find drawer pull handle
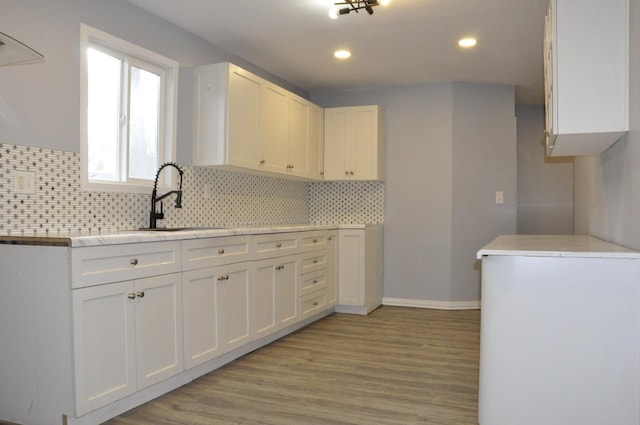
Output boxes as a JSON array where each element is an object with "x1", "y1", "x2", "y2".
[
  {"x1": 313, "y1": 239, "x2": 318, "y2": 243},
  {"x1": 218, "y1": 248, "x2": 225, "y2": 255},
  {"x1": 218, "y1": 275, "x2": 230, "y2": 281},
  {"x1": 276, "y1": 265, "x2": 284, "y2": 270},
  {"x1": 328, "y1": 236, "x2": 333, "y2": 241},
  {"x1": 137, "y1": 291, "x2": 145, "y2": 298},
  {"x1": 313, "y1": 279, "x2": 318, "y2": 284},
  {"x1": 313, "y1": 301, "x2": 318, "y2": 307},
  {"x1": 260, "y1": 159, "x2": 265, "y2": 164},
  {"x1": 130, "y1": 258, "x2": 139, "y2": 266},
  {"x1": 127, "y1": 293, "x2": 136, "y2": 300},
  {"x1": 313, "y1": 259, "x2": 318, "y2": 264},
  {"x1": 276, "y1": 243, "x2": 282, "y2": 248}
]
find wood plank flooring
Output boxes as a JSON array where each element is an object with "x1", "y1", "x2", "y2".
[{"x1": 106, "y1": 306, "x2": 480, "y2": 425}]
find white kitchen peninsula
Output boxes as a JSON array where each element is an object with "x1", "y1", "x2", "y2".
[{"x1": 477, "y1": 235, "x2": 640, "y2": 425}]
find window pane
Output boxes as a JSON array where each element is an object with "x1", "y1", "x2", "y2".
[
  {"x1": 129, "y1": 66, "x2": 160, "y2": 180},
  {"x1": 87, "y1": 48, "x2": 121, "y2": 182}
]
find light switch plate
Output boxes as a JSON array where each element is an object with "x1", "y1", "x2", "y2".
[
  {"x1": 495, "y1": 191, "x2": 504, "y2": 204},
  {"x1": 14, "y1": 170, "x2": 36, "y2": 194}
]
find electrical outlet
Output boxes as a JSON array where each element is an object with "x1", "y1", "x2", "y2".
[
  {"x1": 495, "y1": 191, "x2": 504, "y2": 204},
  {"x1": 14, "y1": 171, "x2": 36, "y2": 194}
]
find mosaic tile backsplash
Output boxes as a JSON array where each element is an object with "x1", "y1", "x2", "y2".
[{"x1": 0, "y1": 143, "x2": 384, "y2": 232}]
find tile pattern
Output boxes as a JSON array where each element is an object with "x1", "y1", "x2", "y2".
[
  {"x1": 0, "y1": 143, "x2": 383, "y2": 232},
  {"x1": 309, "y1": 181, "x2": 384, "y2": 224}
]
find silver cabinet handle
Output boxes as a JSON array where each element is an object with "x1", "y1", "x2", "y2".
[
  {"x1": 313, "y1": 279, "x2": 318, "y2": 284},
  {"x1": 127, "y1": 293, "x2": 136, "y2": 300},
  {"x1": 276, "y1": 243, "x2": 282, "y2": 248},
  {"x1": 313, "y1": 239, "x2": 318, "y2": 243},
  {"x1": 260, "y1": 159, "x2": 265, "y2": 164},
  {"x1": 130, "y1": 258, "x2": 139, "y2": 266},
  {"x1": 136, "y1": 291, "x2": 145, "y2": 298},
  {"x1": 218, "y1": 248, "x2": 225, "y2": 255},
  {"x1": 313, "y1": 301, "x2": 318, "y2": 307},
  {"x1": 313, "y1": 259, "x2": 318, "y2": 264}
]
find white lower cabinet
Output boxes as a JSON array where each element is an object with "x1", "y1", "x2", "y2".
[
  {"x1": 72, "y1": 272, "x2": 183, "y2": 416},
  {"x1": 182, "y1": 267, "x2": 220, "y2": 369},
  {"x1": 336, "y1": 225, "x2": 383, "y2": 315},
  {"x1": 252, "y1": 255, "x2": 299, "y2": 338},
  {"x1": 216, "y1": 263, "x2": 252, "y2": 353},
  {"x1": 0, "y1": 229, "x2": 344, "y2": 425}
]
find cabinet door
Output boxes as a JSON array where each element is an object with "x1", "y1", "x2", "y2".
[
  {"x1": 323, "y1": 108, "x2": 349, "y2": 180},
  {"x1": 274, "y1": 256, "x2": 298, "y2": 328},
  {"x1": 349, "y1": 107, "x2": 379, "y2": 180},
  {"x1": 227, "y1": 65, "x2": 263, "y2": 169},
  {"x1": 252, "y1": 259, "x2": 277, "y2": 339},
  {"x1": 289, "y1": 95, "x2": 310, "y2": 177},
  {"x1": 73, "y1": 281, "x2": 136, "y2": 416},
  {"x1": 308, "y1": 103, "x2": 324, "y2": 180},
  {"x1": 338, "y1": 230, "x2": 364, "y2": 305},
  {"x1": 134, "y1": 273, "x2": 184, "y2": 390},
  {"x1": 183, "y1": 267, "x2": 220, "y2": 369},
  {"x1": 217, "y1": 262, "x2": 252, "y2": 353},
  {"x1": 262, "y1": 81, "x2": 289, "y2": 174}
]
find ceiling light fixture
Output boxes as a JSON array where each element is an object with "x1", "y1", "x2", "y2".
[
  {"x1": 334, "y1": 49, "x2": 352, "y2": 59},
  {"x1": 458, "y1": 37, "x2": 478, "y2": 48},
  {"x1": 331, "y1": 0, "x2": 381, "y2": 17}
]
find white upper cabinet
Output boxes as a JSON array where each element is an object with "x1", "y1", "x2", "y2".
[
  {"x1": 193, "y1": 62, "x2": 323, "y2": 180},
  {"x1": 193, "y1": 63, "x2": 262, "y2": 169},
  {"x1": 544, "y1": 0, "x2": 628, "y2": 157},
  {"x1": 324, "y1": 105, "x2": 384, "y2": 181},
  {"x1": 262, "y1": 81, "x2": 290, "y2": 174}
]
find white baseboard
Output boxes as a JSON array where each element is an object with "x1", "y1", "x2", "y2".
[{"x1": 382, "y1": 297, "x2": 480, "y2": 310}]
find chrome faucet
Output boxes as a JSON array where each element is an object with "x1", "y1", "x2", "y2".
[{"x1": 149, "y1": 162, "x2": 184, "y2": 229}]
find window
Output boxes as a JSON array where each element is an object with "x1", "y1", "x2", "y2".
[{"x1": 80, "y1": 24, "x2": 178, "y2": 193}]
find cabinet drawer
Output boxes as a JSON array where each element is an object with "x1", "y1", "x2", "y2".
[
  {"x1": 300, "y1": 231, "x2": 327, "y2": 252},
  {"x1": 182, "y1": 236, "x2": 251, "y2": 270},
  {"x1": 300, "y1": 251, "x2": 327, "y2": 274},
  {"x1": 300, "y1": 290, "x2": 328, "y2": 320},
  {"x1": 71, "y1": 241, "x2": 181, "y2": 288},
  {"x1": 299, "y1": 270, "x2": 327, "y2": 297},
  {"x1": 253, "y1": 233, "x2": 300, "y2": 260}
]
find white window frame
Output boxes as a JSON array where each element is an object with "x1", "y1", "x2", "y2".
[{"x1": 80, "y1": 23, "x2": 179, "y2": 193}]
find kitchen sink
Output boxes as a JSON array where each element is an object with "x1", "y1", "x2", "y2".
[{"x1": 137, "y1": 227, "x2": 224, "y2": 232}]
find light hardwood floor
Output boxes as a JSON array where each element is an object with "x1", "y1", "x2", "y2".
[{"x1": 106, "y1": 306, "x2": 480, "y2": 425}]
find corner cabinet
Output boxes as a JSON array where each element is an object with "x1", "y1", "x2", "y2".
[
  {"x1": 544, "y1": 0, "x2": 628, "y2": 157},
  {"x1": 193, "y1": 62, "x2": 324, "y2": 180},
  {"x1": 324, "y1": 105, "x2": 385, "y2": 181}
]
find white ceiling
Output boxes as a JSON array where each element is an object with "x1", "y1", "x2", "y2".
[{"x1": 124, "y1": 0, "x2": 548, "y2": 105}]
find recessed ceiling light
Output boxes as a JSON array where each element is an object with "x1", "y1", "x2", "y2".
[
  {"x1": 328, "y1": 7, "x2": 339, "y2": 19},
  {"x1": 380, "y1": 0, "x2": 391, "y2": 5},
  {"x1": 458, "y1": 37, "x2": 477, "y2": 48},
  {"x1": 334, "y1": 49, "x2": 351, "y2": 59}
]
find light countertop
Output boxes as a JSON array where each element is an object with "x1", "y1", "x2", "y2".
[
  {"x1": 0, "y1": 224, "x2": 375, "y2": 247},
  {"x1": 477, "y1": 234, "x2": 640, "y2": 260}
]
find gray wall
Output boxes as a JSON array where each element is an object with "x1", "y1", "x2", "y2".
[
  {"x1": 450, "y1": 84, "x2": 517, "y2": 302},
  {"x1": 573, "y1": 0, "x2": 640, "y2": 248},
  {"x1": 516, "y1": 106, "x2": 574, "y2": 234},
  {"x1": 313, "y1": 83, "x2": 517, "y2": 304}
]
